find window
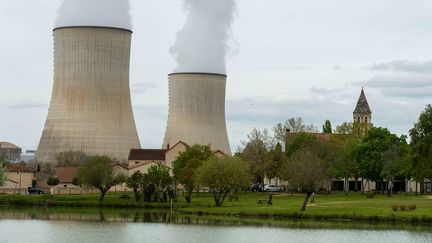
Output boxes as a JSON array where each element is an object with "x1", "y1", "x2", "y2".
[
  {"x1": 357, "y1": 117, "x2": 361, "y2": 123},
  {"x1": 365, "y1": 117, "x2": 368, "y2": 123}
]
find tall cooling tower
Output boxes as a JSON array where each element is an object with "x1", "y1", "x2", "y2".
[
  {"x1": 36, "y1": 26, "x2": 141, "y2": 163},
  {"x1": 163, "y1": 72, "x2": 231, "y2": 155}
]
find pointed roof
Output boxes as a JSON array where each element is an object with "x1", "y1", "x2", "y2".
[{"x1": 353, "y1": 88, "x2": 372, "y2": 114}]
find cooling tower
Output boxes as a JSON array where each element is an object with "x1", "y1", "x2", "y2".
[
  {"x1": 163, "y1": 72, "x2": 231, "y2": 155},
  {"x1": 36, "y1": 26, "x2": 141, "y2": 163}
]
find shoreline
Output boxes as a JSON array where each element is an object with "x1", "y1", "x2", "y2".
[{"x1": 1, "y1": 192, "x2": 432, "y2": 226}]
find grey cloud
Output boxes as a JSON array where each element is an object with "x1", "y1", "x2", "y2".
[
  {"x1": 10, "y1": 101, "x2": 47, "y2": 109},
  {"x1": 131, "y1": 82, "x2": 158, "y2": 94},
  {"x1": 371, "y1": 60, "x2": 432, "y2": 74},
  {"x1": 359, "y1": 75, "x2": 432, "y2": 99},
  {"x1": 226, "y1": 96, "x2": 353, "y2": 127}
]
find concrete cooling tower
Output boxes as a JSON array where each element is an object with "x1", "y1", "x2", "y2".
[
  {"x1": 36, "y1": 26, "x2": 141, "y2": 163},
  {"x1": 163, "y1": 72, "x2": 231, "y2": 155}
]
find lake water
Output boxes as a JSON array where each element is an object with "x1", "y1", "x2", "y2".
[{"x1": 0, "y1": 207, "x2": 431, "y2": 243}]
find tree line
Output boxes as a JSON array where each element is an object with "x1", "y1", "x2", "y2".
[{"x1": 238, "y1": 105, "x2": 432, "y2": 210}]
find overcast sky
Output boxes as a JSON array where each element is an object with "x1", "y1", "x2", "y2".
[{"x1": 0, "y1": 0, "x2": 431, "y2": 151}]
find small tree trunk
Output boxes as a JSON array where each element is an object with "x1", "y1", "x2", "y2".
[
  {"x1": 354, "y1": 177, "x2": 359, "y2": 192},
  {"x1": 134, "y1": 188, "x2": 139, "y2": 202},
  {"x1": 421, "y1": 180, "x2": 425, "y2": 194},
  {"x1": 99, "y1": 190, "x2": 107, "y2": 202},
  {"x1": 185, "y1": 187, "x2": 193, "y2": 203},
  {"x1": 344, "y1": 177, "x2": 348, "y2": 195},
  {"x1": 300, "y1": 192, "x2": 312, "y2": 211}
]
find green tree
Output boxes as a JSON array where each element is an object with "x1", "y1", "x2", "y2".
[
  {"x1": 173, "y1": 145, "x2": 213, "y2": 203},
  {"x1": 282, "y1": 136, "x2": 331, "y2": 211},
  {"x1": 409, "y1": 104, "x2": 432, "y2": 193},
  {"x1": 381, "y1": 139, "x2": 410, "y2": 196},
  {"x1": 77, "y1": 156, "x2": 126, "y2": 202},
  {"x1": 195, "y1": 157, "x2": 250, "y2": 207},
  {"x1": 265, "y1": 142, "x2": 285, "y2": 184},
  {"x1": 322, "y1": 120, "x2": 332, "y2": 134},
  {"x1": 47, "y1": 177, "x2": 60, "y2": 187},
  {"x1": 0, "y1": 163, "x2": 6, "y2": 187},
  {"x1": 273, "y1": 117, "x2": 318, "y2": 146},
  {"x1": 335, "y1": 122, "x2": 353, "y2": 135},
  {"x1": 56, "y1": 151, "x2": 87, "y2": 167},
  {"x1": 126, "y1": 171, "x2": 143, "y2": 202},
  {"x1": 240, "y1": 128, "x2": 273, "y2": 183},
  {"x1": 147, "y1": 164, "x2": 174, "y2": 202},
  {"x1": 356, "y1": 127, "x2": 401, "y2": 193},
  {"x1": 72, "y1": 177, "x2": 81, "y2": 187}
]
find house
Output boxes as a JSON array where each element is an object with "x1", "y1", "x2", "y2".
[
  {"x1": 128, "y1": 141, "x2": 228, "y2": 175},
  {"x1": 54, "y1": 167, "x2": 79, "y2": 188},
  {"x1": 5, "y1": 162, "x2": 35, "y2": 190}
]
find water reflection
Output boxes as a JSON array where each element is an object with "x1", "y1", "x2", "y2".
[{"x1": 0, "y1": 206, "x2": 431, "y2": 232}]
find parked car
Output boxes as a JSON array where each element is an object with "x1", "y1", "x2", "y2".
[
  {"x1": 264, "y1": 184, "x2": 284, "y2": 192},
  {"x1": 27, "y1": 187, "x2": 44, "y2": 194},
  {"x1": 250, "y1": 183, "x2": 264, "y2": 192}
]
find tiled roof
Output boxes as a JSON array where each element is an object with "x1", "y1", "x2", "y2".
[
  {"x1": 6, "y1": 162, "x2": 35, "y2": 173},
  {"x1": 128, "y1": 149, "x2": 167, "y2": 161},
  {"x1": 166, "y1": 141, "x2": 190, "y2": 151},
  {"x1": 128, "y1": 161, "x2": 160, "y2": 170},
  {"x1": 353, "y1": 88, "x2": 372, "y2": 114},
  {"x1": 55, "y1": 167, "x2": 79, "y2": 183}
]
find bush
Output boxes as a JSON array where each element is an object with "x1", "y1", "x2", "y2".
[
  {"x1": 408, "y1": 205, "x2": 417, "y2": 211},
  {"x1": 399, "y1": 205, "x2": 407, "y2": 211},
  {"x1": 391, "y1": 205, "x2": 399, "y2": 212}
]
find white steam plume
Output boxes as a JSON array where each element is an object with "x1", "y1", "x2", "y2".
[
  {"x1": 170, "y1": 0, "x2": 237, "y2": 75},
  {"x1": 55, "y1": 0, "x2": 132, "y2": 30}
]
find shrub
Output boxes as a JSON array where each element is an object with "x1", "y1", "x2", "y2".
[
  {"x1": 391, "y1": 205, "x2": 399, "y2": 212},
  {"x1": 399, "y1": 205, "x2": 407, "y2": 211},
  {"x1": 408, "y1": 205, "x2": 416, "y2": 211}
]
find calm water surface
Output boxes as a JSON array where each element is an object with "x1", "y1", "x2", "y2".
[{"x1": 0, "y1": 207, "x2": 431, "y2": 243}]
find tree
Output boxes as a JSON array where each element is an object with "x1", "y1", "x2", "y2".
[
  {"x1": 328, "y1": 134, "x2": 361, "y2": 193},
  {"x1": 0, "y1": 163, "x2": 6, "y2": 187},
  {"x1": 72, "y1": 177, "x2": 81, "y2": 187},
  {"x1": 335, "y1": 122, "x2": 353, "y2": 135},
  {"x1": 409, "y1": 105, "x2": 432, "y2": 193},
  {"x1": 173, "y1": 145, "x2": 213, "y2": 203},
  {"x1": 381, "y1": 140, "x2": 409, "y2": 197},
  {"x1": 56, "y1": 151, "x2": 87, "y2": 167},
  {"x1": 273, "y1": 117, "x2": 318, "y2": 146},
  {"x1": 47, "y1": 177, "x2": 60, "y2": 187},
  {"x1": 322, "y1": 120, "x2": 332, "y2": 134},
  {"x1": 240, "y1": 128, "x2": 273, "y2": 183},
  {"x1": 195, "y1": 157, "x2": 250, "y2": 207},
  {"x1": 77, "y1": 156, "x2": 126, "y2": 202},
  {"x1": 126, "y1": 171, "x2": 143, "y2": 202},
  {"x1": 265, "y1": 142, "x2": 285, "y2": 184},
  {"x1": 356, "y1": 127, "x2": 402, "y2": 193},
  {"x1": 147, "y1": 164, "x2": 174, "y2": 202},
  {"x1": 282, "y1": 137, "x2": 330, "y2": 211}
]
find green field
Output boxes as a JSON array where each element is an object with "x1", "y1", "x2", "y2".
[{"x1": 1, "y1": 192, "x2": 431, "y2": 224}]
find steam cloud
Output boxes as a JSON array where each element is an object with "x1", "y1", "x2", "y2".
[
  {"x1": 170, "y1": 0, "x2": 237, "y2": 74},
  {"x1": 55, "y1": 0, "x2": 132, "y2": 30}
]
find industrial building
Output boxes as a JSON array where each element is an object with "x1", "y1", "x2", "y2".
[
  {"x1": 36, "y1": 26, "x2": 141, "y2": 163},
  {"x1": 0, "y1": 142, "x2": 22, "y2": 162},
  {"x1": 163, "y1": 73, "x2": 232, "y2": 155}
]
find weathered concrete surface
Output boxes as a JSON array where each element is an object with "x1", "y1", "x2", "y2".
[
  {"x1": 36, "y1": 27, "x2": 141, "y2": 163},
  {"x1": 163, "y1": 73, "x2": 231, "y2": 155}
]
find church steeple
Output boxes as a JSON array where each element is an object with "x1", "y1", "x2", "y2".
[{"x1": 353, "y1": 87, "x2": 372, "y2": 124}]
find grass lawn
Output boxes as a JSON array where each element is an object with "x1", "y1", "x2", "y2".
[{"x1": 1, "y1": 192, "x2": 431, "y2": 224}]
